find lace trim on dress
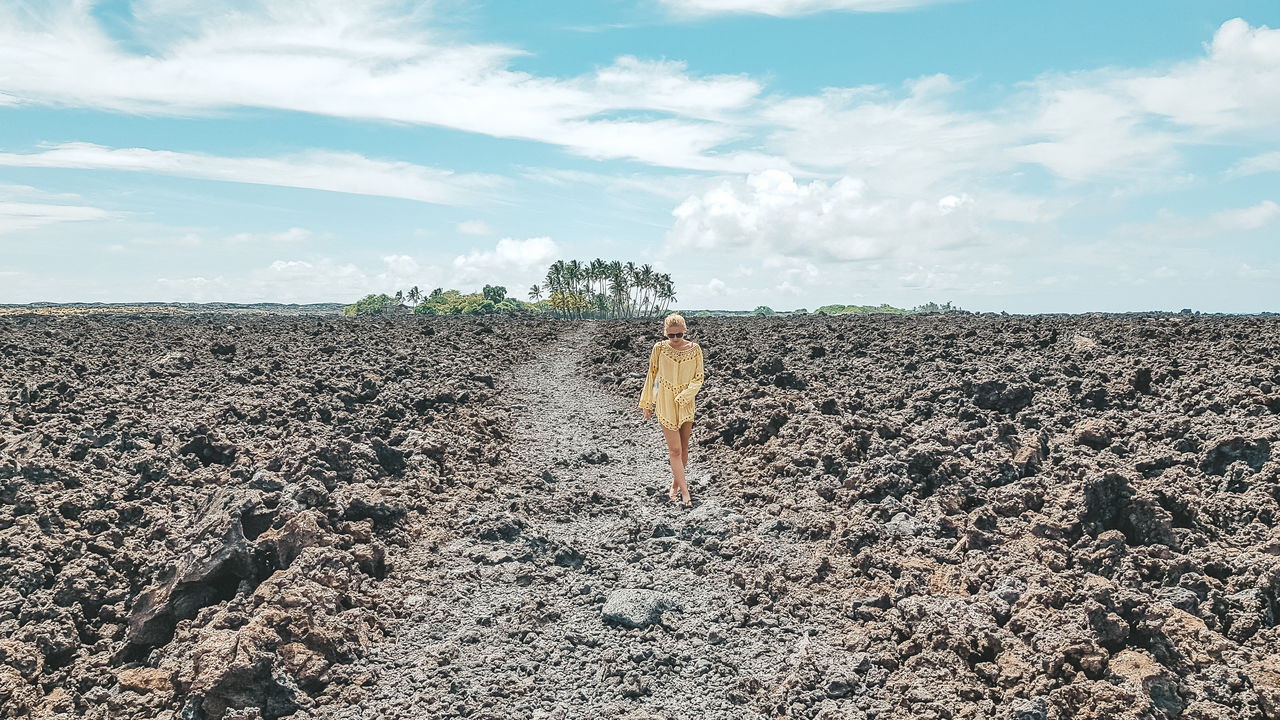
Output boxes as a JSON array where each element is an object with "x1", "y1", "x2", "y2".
[
  {"x1": 657, "y1": 342, "x2": 700, "y2": 362},
  {"x1": 655, "y1": 405, "x2": 696, "y2": 430}
]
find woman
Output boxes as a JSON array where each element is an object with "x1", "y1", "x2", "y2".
[{"x1": 638, "y1": 313, "x2": 705, "y2": 508}]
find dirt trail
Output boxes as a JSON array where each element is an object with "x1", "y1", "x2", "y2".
[{"x1": 314, "y1": 328, "x2": 806, "y2": 719}]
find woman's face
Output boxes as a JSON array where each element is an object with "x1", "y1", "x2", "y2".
[{"x1": 664, "y1": 323, "x2": 686, "y2": 339}]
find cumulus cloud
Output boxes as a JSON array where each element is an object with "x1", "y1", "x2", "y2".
[
  {"x1": 1009, "y1": 19, "x2": 1280, "y2": 181},
  {"x1": 667, "y1": 170, "x2": 984, "y2": 263},
  {"x1": 0, "y1": 144, "x2": 497, "y2": 205},
  {"x1": 1127, "y1": 19, "x2": 1280, "y2": 133},
  {"x1": 657, "y1": 0, "x2": 959, "y2": 17},
  {"x1": 452, "y1": 237, "x2": 560, "y2": 287}
]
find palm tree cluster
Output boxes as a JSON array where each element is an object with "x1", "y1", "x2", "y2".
[{"x1": 529, "y1": 259, "x2": 676, "y2": 318}]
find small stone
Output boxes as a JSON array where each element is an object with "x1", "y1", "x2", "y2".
[
  {"x1": 602, "y1": 589, "x2": 670, "y2": 629},
  {"x1": 115, "y1": 667, "x2": 174, "y2": 695},
  {"x1": 885, "y1": 512, "x2": 921, "y2": 537}
]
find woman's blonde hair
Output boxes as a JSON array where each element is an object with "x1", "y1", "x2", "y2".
[{"x1": 663, "y1": 312, "x2": 686, "y2": 330}]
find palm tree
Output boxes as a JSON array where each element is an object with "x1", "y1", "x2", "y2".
[
  {"x1": 656, "y1": 274, "x2": 675, "y2": 315},
  {"x1": 566, "y1": 260, "x2": 584, "y2": 318},
  {"x1": 528, "y1": 284, "x2": 542, "y2": 303},
  {"x1": 608, "y1": 260, "x2": 626, "y2": 318},
  {"x1": 637, "y1": 264, "x2": 655, "y2": 316},
  {"x1": 407, "y1": 286, "x2": 422, "y2": 305},
  {"x1": 623, "y1": 261, "x2": 638, "y2": 316}
]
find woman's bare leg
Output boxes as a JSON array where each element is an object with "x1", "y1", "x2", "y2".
[
  {"x1": 662, "y1": 425, "x2": 690, "y2": 503},
  {"x1": 679, "y1": 421, "x2": 692, "y2": 470}
]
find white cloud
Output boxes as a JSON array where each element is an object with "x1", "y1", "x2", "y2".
[
  {"x1": 762, "y1": 76, "x2": 1013, "y2": 193},
  {"x1": 227, "y1": 227, "x2": 312, "y2": 244},
  {"x1": 1116, "y1": 201, "x2": 1280, "y2": 241},
  {"x1": 1009, "y1": 85, "x2": 1180, "y2": 181},
  {"x1": 0, "y1": 143, "x2": 497, "y2": 205},
  {"x1": 452, "y1": 237, "x2": 560, "y2": 287},
  {"x1": 457, "y1": 220, "x2": 492, "y2": 236},
  {"x1": 658, "y1": 0, "x2": 959, "y2": 17},
  {"x1": 1009, "y1": 19, "x2": 1280, "y2": 181},
  {"x1": 1127, "y1": 19, "x2": 1280, "y2": 133},
  {"x1": 706, "y1": 277, "x2": 729, "y2": 296},
  {"x1": 131, "y1": 232, "x2": 203, "y2": 247},
  {"x1": 0, "y1": 185, "x2": 114, "y2": 235},
  {"x1": 1229, "y1": 151, "x2": 1280, "y2": 177},
  {"x1": 155, "y1": 254, "x2": 443, "y2": 303},
  {"x1": 667, "y1": 169, "x2": 985, "y2": 263},
  {"x1": 1212, "y1": 200, "x2": 1280, "y2": 231},
  {"x1": 0, "y1": 1, "x2": 774, "y2": 170}
]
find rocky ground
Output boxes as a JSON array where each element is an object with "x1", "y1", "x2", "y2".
[
  {"x1": 0, "y1": 314, "x2": 532, "y2": 719},
  {"x1": 2, "y1": 312, "x2": 1278, "y2": 720}
]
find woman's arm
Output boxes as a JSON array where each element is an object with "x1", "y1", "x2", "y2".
[
  {"x1": 638, "y1": 343, "x2": 660, "y2": 409},
  {"x1": 675, "y1": 345, "x2": 704, "y2": 406}
]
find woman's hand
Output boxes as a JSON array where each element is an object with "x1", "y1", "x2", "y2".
[{"x1": 642, "y1": 407, "x2": 652, "y2": 420}]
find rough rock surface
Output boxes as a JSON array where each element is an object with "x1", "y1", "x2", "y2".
[
  {"x1": 1, "y1": 314, "x2": 531, "y2": 719},
  {"x1": 4, "y1": 311, "x2": 1279, "y2": 719},
  {"x1": 582, "y1": 313, "x2": 1280, "y2": 719},
  {"x1": 603, "y1": 590, "x2": 673, "y2": 629}
]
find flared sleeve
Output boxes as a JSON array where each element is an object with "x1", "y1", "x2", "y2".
[
  {"x1": 638, "y1": 343, "x2": 660, "y2": 409},
  {"x1": 674, "y1": 345, "x2": 704, "y2": 406}
]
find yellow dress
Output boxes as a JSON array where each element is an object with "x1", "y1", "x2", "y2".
[{"x1": 637, "y1": 340, "x2": 705, "y2": 430}]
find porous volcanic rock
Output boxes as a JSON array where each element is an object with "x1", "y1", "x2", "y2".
[
  {"x1": 586, "y1": 312, "x2": 1280, "y2": 719},
  {"x1": 0, "y1": 313, "x2": 534, "y2": 719}
]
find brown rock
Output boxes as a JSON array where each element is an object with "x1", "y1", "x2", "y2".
[
  {"x1": 256, "y1": 509, "x2": 328, "y2": 569},
  {"x1": 115, "y1": 667, "x2": 174, "y2": 695},
  {"x1": 1248, "y1": 656, "x2": 1280, "y2": 720}
]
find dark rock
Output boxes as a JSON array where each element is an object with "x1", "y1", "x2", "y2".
[
  {"x1": 371, "y1": 438, "x2": 407, "y2": 474},
  {"x1": 580, "y1": 450, "x2": 610, "y2": 464},
  {"x1": 1201, "y1": 437, "x2": 1270, "y2": 476},
  {"x1": 178, "y1": 435, "x2": 237, "y2": 467},
  {"x1": 971, "y1": 379, "x2": 1034, "y2": 414},
  {"x1": 127, "y1": 489, "x2": 262, "y2": 645}
]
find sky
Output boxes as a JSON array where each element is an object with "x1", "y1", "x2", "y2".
[{"x1": 0, "y1": 0, "x2": 1278, "y2": 313}]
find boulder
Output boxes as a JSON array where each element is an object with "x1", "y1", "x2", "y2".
[{"x1": 127, "y1": 489, "x2": 262, "y2": 645}]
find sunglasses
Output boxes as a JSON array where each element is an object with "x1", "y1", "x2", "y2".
[{"x1": 665, "y1": 332, "x2": 685, "y2": 338}]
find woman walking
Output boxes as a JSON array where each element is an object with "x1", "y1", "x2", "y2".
[{"x1": 638, "y1": 313, "x2": 705, "y2": 508}]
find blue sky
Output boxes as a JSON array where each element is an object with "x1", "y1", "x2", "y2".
[{"x1": 0, "y1": 0, "x2": 1277, "y2": 312}]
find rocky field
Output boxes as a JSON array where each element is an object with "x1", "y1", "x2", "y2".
[
  {"x1": 0, "y1": 314, "x2": 533, "y2": 719},
  {"x1": 2, "y1": 312, "x2": 1278, "y2": 720}
]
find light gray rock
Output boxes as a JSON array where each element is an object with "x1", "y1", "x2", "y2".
[
  {"x1": 885, "y1": 512, "x2": 921, "y2": 537},
  {"x1": 602, "y1": 589, "x2": 671, "y2": 629}
]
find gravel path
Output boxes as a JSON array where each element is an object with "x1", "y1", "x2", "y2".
[{"x1": 312, "y1": 328, "x2": 817, "y2": 719}]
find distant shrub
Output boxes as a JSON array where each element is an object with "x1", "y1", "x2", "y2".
[
  {"x1": 814, "y1": 303, "x2": 910, "y2": 315},
  {"x1": 753, "y1": 305, "x2": 775, "y2": 316},
  {"x1": 343, "y1": 294, "x2": 400, "y2": 316},
  {"x1": 412, "y1": 289, "x2": 537, "y2": 316},
  {"x1": 912, "y1": 301, "x2": 966, "y2": 314}
]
